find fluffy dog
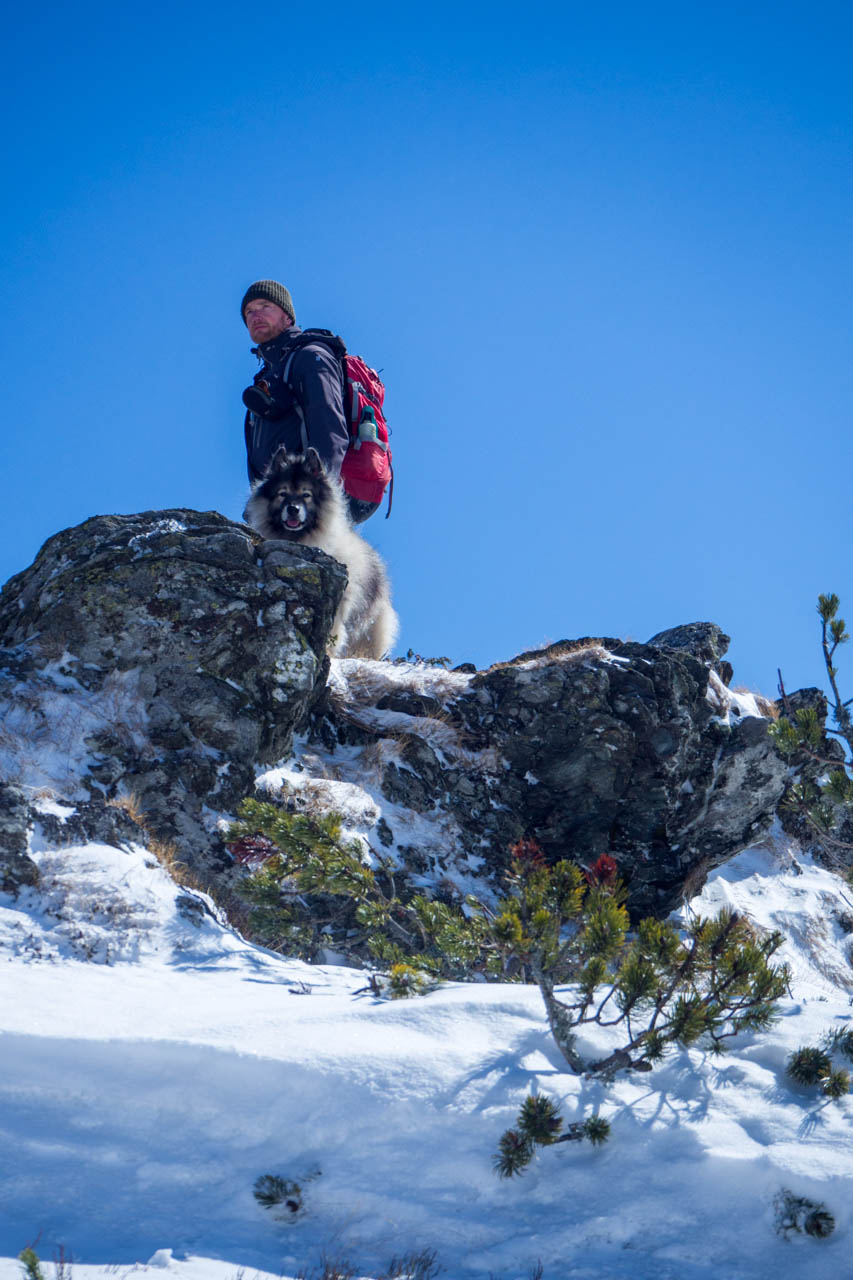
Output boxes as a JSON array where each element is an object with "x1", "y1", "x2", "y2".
[{"x1": 243, "y1": 447, "x2": 399, "y2": 659}]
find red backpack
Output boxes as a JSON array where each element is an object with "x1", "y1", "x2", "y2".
[{"x1": 281, "y1": 330, "x2": 393, "y2": 515}]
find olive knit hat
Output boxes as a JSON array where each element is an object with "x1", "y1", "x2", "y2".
[{"x1": 240, "y1": 280, "x2": 295, "y2": 324}]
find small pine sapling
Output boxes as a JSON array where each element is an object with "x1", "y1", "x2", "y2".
[
  {"x1": 786, "y1": 1046, "x2": 832, "y2": 1086},
  {"x1": 823, "y1": 1025, "x2": 853, "y2": 1059},
  {"x1": 386, "y1": 961, "x2": 435, "y2": 998},
  {"x1": 494, "y1": 1093, "x2": 610, "y2": 1177},
  {"x1": 479, "y1": 842, "x2": 789, "y2": 1078},
  {"x1": 787, "y1": 1032, "x2": 852, "y2": 1101},
  {"x1": 821, "y1": 1067, "x2": 850, "y2": 1100},
  {"x1": 774, "y1": 1188, "x2": 836, "y2": 1240},
  {"x1": 253, "y1": 1173, "x2": 302, "y2": 1214},
  {"x1": 18, "y1": 1250, "x2": 45, "y2": 1280}
]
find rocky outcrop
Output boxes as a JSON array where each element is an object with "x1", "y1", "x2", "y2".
[
  {"x1": 0, "y1": 510, "x2": 345, "y2": 878},
  {"x1": 321, "y1": 626, "x2": 790, "y2": 917},
  {"x1": 0, "y1": 783, "x2": 39, "y2": 892},
  {"x1": 0, "y1": 511, "x2": 801, "y2": 918}
]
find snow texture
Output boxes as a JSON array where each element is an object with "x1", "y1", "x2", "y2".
[{"x1": 2, "y1": 660, "x2": 853, "y2": 1279}]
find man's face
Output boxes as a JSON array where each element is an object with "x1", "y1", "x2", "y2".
[{"x1": 244, "y1": 298, "x2": 292, "y2": 342}]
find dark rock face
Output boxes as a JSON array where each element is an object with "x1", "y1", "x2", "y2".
[
  {"x1": 0, "y1": 783, "x2": 39, "y2": 892},
  {"x1": 0, "y1": 511, "x2": 797, "y2": 919},
  {"x1": 323, "y1": 630, "x2": 790, "y2": 918},
  {"x1": 647, "y1": 621, "x2": 734, "y2": 685},
  {"x1": 0, "y1": 510, "x2": 345, "y2": 875}
]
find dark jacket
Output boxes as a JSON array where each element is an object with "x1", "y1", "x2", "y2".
[{"x1": 244, "y1": 326, "x2": 349, "y2": 483}]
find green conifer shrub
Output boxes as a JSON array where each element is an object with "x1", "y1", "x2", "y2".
[
  {"x1": 479, "y1": 844, "x2": 788, "y2": 1078},
  {"x1": 493, "y1": 1094, "x2": 611, "y2": 1178},
  {"x1": 787, "y1": 1033, "x2": 852, "y2": 1100},
  {"x1": 774, "y1": 1189, "x2": 835, "y2": 1240},
  {"x1": 229, "y1": 812, "x2": 789, "y2": 1080},
  {"x1": 824, "y1": 1025, "x2": 853, "y2": 1059},
  {"x1": 18, "y1": 1250, "x2": 45, "y2": 1280},
  {"x1": 770, "y1": 593, "x2": 853, "y2": 855},
  {"x1": 786, "y1": 1046, "x2": 832, "y2": 1085},
  {"x1": 821, "y1": 1067, "x2": 850, "y2": 1100},
  {"x1": 253, "y1": 1173, "x2": 303, "y2": 1213},
  {"x1": 228, "y1": 800, "x2": 487, "y2": 975}
]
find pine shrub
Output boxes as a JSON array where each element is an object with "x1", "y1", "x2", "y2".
[
  {"x1": 517, "y1": 1094, "x2": 563, "y2": 1145},
  {"x1": 230, "y1": 806, "x2": 789, "y2": 1082},
  {"x1": 253, "y1": 1173, "x2": 302, "y2": 1213},
  {"x1": 18, "y1": 1250, "x2": 45, "y2": 1280},
  {"x1": 824, "y1": 1026, "x2": 853, "y2": 1059},
  {"x1": 493, "y1": 1127, "x2": 536, "y2": 1178},
  {"x1": 228, "y1": 800, "x2": 486, "y2": 977},
  {"x1": 787, "y1": 1034, "x2": 851, "y2": 1101},
  {"x1": 770, "y1": 593, "x2": 853, "y2": 855},
  {"x1": 482, "y1": 841, "x2": 788, "y2": 1078},
  {"x1": 387, "y1": 962, "x2": 435, "y2": 999},
  {"x1": 494, "y1": 1094, "x2": 609, "y2": 1177},
  {"x1": 582, "y1": 1115, "x2": 611, "y2": 1145},
  {"x1": 774, "y1": 1189, "x2": 835, "y2": 1240},
  {"x1": 821, "y1": 1067, "x2": 850, "y2": 1100},
  {"x1": 787, "y1": 1046, "x2": 831, "y2": 1085}
]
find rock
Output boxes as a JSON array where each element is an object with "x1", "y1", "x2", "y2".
[
  {"x1": 0, "y1": 509, "x2": 802, "y2": 921},
  {"x1": 647, "y1": 621, "x2": 733, "y2": 685},
  {"x1": 0, "y1": 510, "x2": 346, "y2": 878},
  {"x1": 319, "y1": 636, "x2": 791, "y2": 918},
  {"x1": 33, "y1": 794, "x2": 144, "y2": 850},
  {"x1": 0, "y1": 783, "x2": 39, "y2": 892}
]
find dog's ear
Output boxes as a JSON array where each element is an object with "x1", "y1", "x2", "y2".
[
  {"x1": 265, "y1": 446, "x2": 290, "y2": 478},
  {"x1": 304, "y1": 448, "x2": 324, "y2": 477}
]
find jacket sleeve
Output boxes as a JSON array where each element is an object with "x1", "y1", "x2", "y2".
[{"x1": 290, "y1": 345, "x2": 349, "y2": 478}]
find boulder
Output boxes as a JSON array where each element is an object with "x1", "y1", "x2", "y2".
[
  {"x1": 0, "y1": 510, "x2": 345, "y2": 875},
  {"x1": 323, "y1": 630, "x2": 790, "y2": 917},
  {"x1": 0, "y1": 510, "x2": 801, "y2": 918}
]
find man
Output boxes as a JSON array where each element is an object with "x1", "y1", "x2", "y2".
[{"x1": 240, "y1": 279, "x2": 350, "y2": 488}]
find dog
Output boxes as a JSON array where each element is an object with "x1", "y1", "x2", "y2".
[{"x1": 243, "y1": 447, "x2": 399, "y2": 660}]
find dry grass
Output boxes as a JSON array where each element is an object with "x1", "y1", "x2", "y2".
[
  {"x1": 107, "y1": 792, "x2": 204, "y2": 892},
  {"x1": 107, "y1": 791, "x2": 146, "y2": 826},
  {"x1": 732, "y1": 685, "x2": 780, "y2": 720},
  {"x1": 333, "y1": 658, "x2": 472, "y2": 708},
  {"x1": 680, "y1": 856, "x2": 714, "y2": 904},
  {"x1": 485, "y1": 638, "x2": 610, "y2": 674}
]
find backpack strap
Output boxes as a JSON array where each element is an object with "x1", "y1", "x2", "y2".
[
  {"x1": 280, "y1": 331, "x2": 348, "y2": 453},
  {"x1": 280, "y1": 348, "x2": 309, "y2": 451}
]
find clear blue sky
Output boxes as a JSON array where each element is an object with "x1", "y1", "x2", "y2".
[{"x1": 2, "y1": 1, "x2": 851, "y2": 698}]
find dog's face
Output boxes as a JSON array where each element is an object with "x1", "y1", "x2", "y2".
[{"x1": 250, "y1": 448, "x2": 327, "y2": 540}]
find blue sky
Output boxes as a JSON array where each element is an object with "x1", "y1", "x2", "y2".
[{"x1": 1, "y1": 1, "x2": 851, "y2": 698}]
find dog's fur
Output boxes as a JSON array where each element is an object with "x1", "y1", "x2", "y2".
[{"x1": 243, "y1": 447, "x2": 399, "y2": 659}]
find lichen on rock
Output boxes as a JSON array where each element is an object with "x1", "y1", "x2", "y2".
[{"x1": 0, "y1": 510, "x2": 346, "y2": 880}]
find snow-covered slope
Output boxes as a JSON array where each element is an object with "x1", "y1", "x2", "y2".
[{"x1": 3, "y1": 788, "x2": 853, "y2": 1280}]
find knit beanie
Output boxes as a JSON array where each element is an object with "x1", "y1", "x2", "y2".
[{"x1": 240, "y1": 280, "x2": 296, "y2": 324}]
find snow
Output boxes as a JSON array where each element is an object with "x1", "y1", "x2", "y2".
[
  {"x1": 3, "y1": 657, "x2": 853, "y2": 1278},
  {"x1": 0, "y1": 662, "x2": 149, "y2": 798},
  {"x1": 3, "y1": 820, "x2": 853, "y2": 1279}
]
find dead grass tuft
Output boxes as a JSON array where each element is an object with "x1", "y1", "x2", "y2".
[
  {"x1": 731, "y1": 686, "x2": 779, "y2": 720},
  {"x1": 107, "y1": 791, "x2": 146, "y2": 826},
  {"x1": 107, "y1": 792, "x2": 210, "y2": 895},
  {"x1": 485, "y1": 638, "x2": 610, "y2": 673}
]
